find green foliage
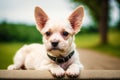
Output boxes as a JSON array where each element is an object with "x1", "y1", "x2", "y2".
[
  {"x1": 70, "y1": 0, "x2": 119, "y2": 27},
  {"x1": 0, "y1": 21, "x2": 42, "y2": 43},
  {"x1": 78, "y1": 25, "x2": 98, "y2": 34},
  {"x1": 70, "y1": 0, "x2": 104, "y2": 21},
  {"x1": 116, "y1": 0, "x2": 120, "y2": 4},
  {"x1": 116, "y1": 21, "x2": 120, "y2": 30}
]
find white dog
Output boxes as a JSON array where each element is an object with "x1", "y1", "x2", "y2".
[{"x1": 8, "y1": 6, "x2": 84, "y2": 78}]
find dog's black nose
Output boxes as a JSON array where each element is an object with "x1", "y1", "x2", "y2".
[{"x1": 51, "y1": 42, "x2": 59, "y2": 47}]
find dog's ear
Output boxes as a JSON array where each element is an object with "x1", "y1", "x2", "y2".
[
  {"x1": 68, "y1": 6, "x2": 84, "y2": 34},
  {"x1": 34, "y1": 6, "x2": 49, "y2": 31}
]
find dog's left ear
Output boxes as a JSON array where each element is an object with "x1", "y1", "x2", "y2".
[
  {"x1": 68, "y1": 6, "x2": 84, "y2": 34},
  {"x1": 34, "y1": 6, "x2": 49, "y2": 31}
]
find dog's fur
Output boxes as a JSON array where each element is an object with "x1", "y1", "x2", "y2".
[{"x1": 8, "y1": 6, "x2": 84, "y2": 78}]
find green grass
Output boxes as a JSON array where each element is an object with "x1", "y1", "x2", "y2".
[
  {"x1": 75, "y1": 33, "x2": 100, "y2": 48},
  {"x1": 92, "y1": 44, "x2": 120, "y2": 58},
  {"x1": 0, "y1": 42, "x2": 25, "y2": 69},
  {"x1": 75, "y1": 30, "x2": 120, "y2": 58}
]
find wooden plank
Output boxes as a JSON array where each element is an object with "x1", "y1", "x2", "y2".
[{"x1": 0, "y1": 70, "x2": 120, "y2": 79}]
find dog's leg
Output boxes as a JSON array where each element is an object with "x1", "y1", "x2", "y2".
[
  {"x1": 8, "y1": 45, "x2": 28, "y2": 70},
  {"x1": 8, "y1": 54, "x2": 24, "y2": 70},
  {"x1": 49, "y1": 63, "x2": 65, "y2": 78},
  {"x1": 66, "y1": 62, "x2": 84, "y2": 78}
]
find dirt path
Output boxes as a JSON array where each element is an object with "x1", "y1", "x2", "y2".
[{"x1": 78, "y1": 49, "x2": 120, "y2": 70}]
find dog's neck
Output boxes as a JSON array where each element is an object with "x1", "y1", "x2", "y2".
[{"x1": 47, "y1": 50, "x2": 74, "y2": 64}]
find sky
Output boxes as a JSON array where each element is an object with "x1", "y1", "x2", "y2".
[
  {"x1": 0, "y1": 0, "x2": 119, "y2": 26},
  {"x1": 109, "y1": 0, "x2": 119, "y2": 26}
]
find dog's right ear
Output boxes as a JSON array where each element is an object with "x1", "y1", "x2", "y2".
[
  {"x1": 68, "y1": 6, "x2": 84, "y2": 34},
  {"x1": 34, "y1": 6, "x2": 49, "y2": 31}
]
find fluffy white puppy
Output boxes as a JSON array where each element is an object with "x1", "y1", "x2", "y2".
[{"x1": 8, "y1": 6, "x2": 84, "y2": 78}]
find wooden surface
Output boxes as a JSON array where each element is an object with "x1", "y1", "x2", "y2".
[{"x1": 0, "y1": 70, "x2": 120, "y2": 79}]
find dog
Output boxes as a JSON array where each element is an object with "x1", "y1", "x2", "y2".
[{"x1": 8, "y1": 6, "x2": 84, "y2": 78}]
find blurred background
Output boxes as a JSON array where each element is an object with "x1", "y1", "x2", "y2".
[{"x1": 0, "y1": 0, "x2": 120, "y2": 69}]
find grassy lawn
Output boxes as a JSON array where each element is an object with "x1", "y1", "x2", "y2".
[
  {"x1": 0, "y1": 42, "x2": 25, "y2": 69},
  {"x1": 0, "y1": 30, "x2": 120, "y2": 69},
  {"x1": 75, "y1": 30, "x2": 120, "y2": 58}
]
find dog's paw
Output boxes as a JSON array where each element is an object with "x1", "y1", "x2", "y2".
[
  {"x1": 50, "y1": 67, "x2": 65, "y2": 78},
  {"x1": 66, "y1": 68, "x2": 80, "y2": 78},
  {"x1": 7, "y1": 65, "x2": 20, "y2": 70}
]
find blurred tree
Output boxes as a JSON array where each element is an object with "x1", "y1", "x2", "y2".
[
  {"x1": 0, "y1": 22, "x2": 42, "y2": 43},
  {"x1": 70, "y1": 0, "x2": 119, "y2": 44}
]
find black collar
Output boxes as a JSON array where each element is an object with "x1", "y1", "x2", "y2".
[{"x1": 47, "y1": 51, "x2": 74, "y2": 64}]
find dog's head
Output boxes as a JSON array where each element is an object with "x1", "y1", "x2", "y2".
[{"x1": 34, "y1": 6, "x2": 84, "y2": 57}]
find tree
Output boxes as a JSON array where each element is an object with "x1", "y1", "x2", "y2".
[{"x1": 70, "y1": 0, "x2": 110, "y2": 44}]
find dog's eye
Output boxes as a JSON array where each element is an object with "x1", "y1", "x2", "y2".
[
  {"x1": 62, "y1": 31, "x2": 69, "y2": 36},
  {"x1": 45, "y1": 31, "x2": 51, "y2": 36}
]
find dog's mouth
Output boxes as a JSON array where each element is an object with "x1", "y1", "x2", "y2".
[{"x1": 48, "y1": 48, "x2": 64, "y2": 52}]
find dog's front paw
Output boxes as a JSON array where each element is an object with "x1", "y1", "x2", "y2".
[
  {"x1": 66, "y1": 64, "x2": 80, "y2": 78},
  {"x1": 50, "y1": 67, "x2": 65, "y2": 78},
  {"x1": 7, "y1": 65, "x2": 20, "y2": 70},
  {"x1": 66, "y1": 68, "x2": 80, "y2": 78}
]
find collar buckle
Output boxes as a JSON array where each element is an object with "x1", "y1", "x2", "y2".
[{"x1": 56, "y1": 58, "x2": 65, "y2": 64}]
